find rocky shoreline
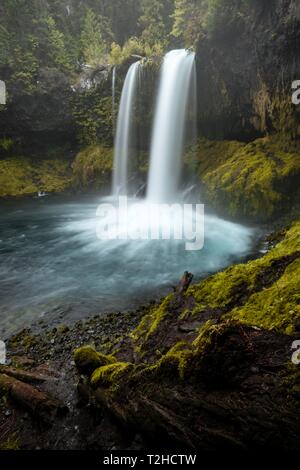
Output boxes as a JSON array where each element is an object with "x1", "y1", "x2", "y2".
[
  {"x1": 0, "y1": 308, "x2": 147, "y2": 450},
  {"x1": 0, "y1": 221, "x2": 299, "y2": 450}
]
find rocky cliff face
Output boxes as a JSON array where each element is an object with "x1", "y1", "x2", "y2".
[
  {"x1": 0, "y1": 66, "x2": 75, "y2": 154},
  {"x1": 0, "y1": 63, "x2": 113, "y2": 156},
  {"x1": 196, "y1": 0, "x2": 300, "y2": 141}
]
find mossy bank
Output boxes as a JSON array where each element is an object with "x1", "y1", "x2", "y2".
[
  {"x1": 0, "y1": 145, "x2": 113, "y2": 198},
  {"x1": 1, "y1": 221, "x2": 299, "y2": 450},
  {"x1": 70, "y1": 220, "x2": 300, "y2": 449},
  {"x1": 0, "y1": 157, "x2": 73, "y2": 197},
  {"x1": 185, "y1": 135, "x2": 300, "y2": 222}
]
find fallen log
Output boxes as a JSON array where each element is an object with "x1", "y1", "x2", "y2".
[
  {"x1": 0, "y1": 373, "x2": 67, "y2": 422},
  {"x1": 0, "y1": 365, "x2": 57, "y2": 384}
]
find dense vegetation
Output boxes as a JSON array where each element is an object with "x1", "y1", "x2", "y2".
[
  {"x1": 0, "y1": 0, "x2": 299, "y2": 213},
  {"x1": 0, "y1": 1, "x2": 299, "y2": 451}
]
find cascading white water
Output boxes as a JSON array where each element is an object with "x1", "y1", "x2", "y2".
[
  {"x1": 147, "y1": 50, "x2": 196, "y2": 203},
  {"x1": 112, "y1": 61, "x2": 140, "y2": 196},
  {"x1": 112, "y1": 66, "x2": 116, "y2": 136}
]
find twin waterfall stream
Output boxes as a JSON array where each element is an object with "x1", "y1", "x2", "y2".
[
  {"x1": 113, "y1": 49, "x2": 196, "y2": 202},
  {"x1": 0, "y1": 50, "x2": 254, "y2": 335}
]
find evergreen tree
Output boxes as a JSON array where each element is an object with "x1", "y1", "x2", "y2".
[
  {"x1": 80, "y1": 8, "x2": 110, "y2": 66},
  {"x1": 139, "y1": 0, "x2": 174, "y2": 48},
  {"x1": 43, "y1": 16, "x2": 72, "y2": 71},
  {"x1": 171, "y1": 0, "x2": 206, "y2": 46}
]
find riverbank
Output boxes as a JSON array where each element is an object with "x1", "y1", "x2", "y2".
[{"x1": 0, "y1": 220, "x2": 299, "y2": 450}]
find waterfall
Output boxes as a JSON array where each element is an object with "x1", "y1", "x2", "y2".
[
  {"x1": 112, "y1": 61, "x2": 141, "y2": 196},
  {"x1": 112, "y1": 66, "x2": 116, "y2": 136},
  {"x1": 147, "y1": 50, "x2": 196, "y2": 203}
]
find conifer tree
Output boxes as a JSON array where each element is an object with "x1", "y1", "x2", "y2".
[{"x1": 80, "y1": 8, "x2": 110, "y2": 66}]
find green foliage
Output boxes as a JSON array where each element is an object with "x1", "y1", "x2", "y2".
[
  {"x1": 0, "y1": 137, "x2": 14, "y2": 152},
  {"x1": 171, "y1": 0, "x2": 205, "y2": 47},
  {"x1": 0, "y1": 157, "x2": 72, "y2": 197},
  {"x1": 205, "y1": 0, "x2": 250, "y2": 36},
  {"x1": 43, "y1": 16, "x2": 72, "y2": 71},
  {"x1": 72, "y1": 88, "x2": 113, "y2": 145},
  {"x1": 80, "y1": 9, "x2": 110, "y2": 66},
  {"x1": 9, "y1": 46, "x2": 39, "y2": 94},
  {"x1": 185, "y1": 136, "x2": 300, "y2": 221},
  {"x1": 72, "y1": 144, "x2": 113, "y2": 190},
  {"x1": 110, "y1": 37, "x2": 164, "y2": 66},
  {"x1": 139, "y1": 0, "x2": 174, "y2": 48}
]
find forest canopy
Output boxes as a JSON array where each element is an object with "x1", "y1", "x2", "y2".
[{"x1": 0, "y1": 0, "x2": 246, "y2": 80}]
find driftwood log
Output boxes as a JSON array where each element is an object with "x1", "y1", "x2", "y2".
[
  {"x1": 0, "y1": 373, "x2": 67, "y2": 422},
  {"x1": 0, "y1": 365, "x2": 56, "y2": 384}
]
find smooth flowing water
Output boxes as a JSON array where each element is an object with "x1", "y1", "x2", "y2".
[
  {"x1": 0, "y1": 50, "x2": 257, "y2": 336},
  {"x1": 147, "y1": 50, "x2": 196, "y2": 203},
  {"x1": 0, "y1": 196, "x2": 255, "y2": 336},
  {"x1": 112, "y1": 61, "x2": 141, "y2": 196},
  {"x1": 112, "y1": 66, "x2": 116, "y2": 136}
]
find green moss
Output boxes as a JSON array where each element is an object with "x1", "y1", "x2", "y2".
[
  {"x1": 187, "y1": 221, "x2": 300, "y2": 334},
  {"x1": 37, "y1": 160, "x2": 73, "y2": 193},
  {"x1": 74, "y1": 346, "x2": 116, "y2": 375},
  {"x1": 131, "y1": 295, "x2": 173, "y2": 347},
  {"x1": 0, "y1": 157, "x2": 72, "y2": 197},
  {"x1": 70, "y1": 223, "x2": 300, "y2": 396},
  {"x1": 192, "y1": 320, "x2": 224, "y2": 353},
  {"x1": 186, "y1": 135, "x2": 300, "y2": 221},
  {"x1": 133, "y1": 321, "x2": 228, "y2": 382},
  {"x1": 90, "y1": 362, "x2": 133, "y2": 388},
  {"x1": 154, "y1": 341, "x2": 194, "y2": 380},
  {"x1": 72, "y1": 145, "x2": 113, "y2": 190},
  {"x1": 0, "y1": 435, "x2": 20, "y2": 450},
  {"x1": 8, "y1": 329, "x2": 37, "y2": 351},
  {"x1": 185, "y1": 138, "x2": 243, "y2": 176},
  {"x1": 0, "y1": 138, "x2": 14, "y2": 153},
  {"x1": 227, "y1": 258, "x2": 300, "y2": 334},
  {"x1": 127, "y1": 222, "x2": 300, "y2": 383}
]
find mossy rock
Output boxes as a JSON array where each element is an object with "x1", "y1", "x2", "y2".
[
  {"x1": 185, "y1": 135, "x2": 300, "y2": 221},
  {"x1": 8, "y1": 329, "x2": 37, "y2": 351},
  {"x1": 72, "y1": 145, "x2": 113, "y2": 190},
  {"x1": 131, "y1": 295, "x2": 173, "y2": 347},
  {"x1": 90, "y1": 362, "x2": 133, "y2": 389},
  {"x1": 74, "y1": 346, "x2": 116, "y2": 375},
  {"x1": 0, "y1": 157, "x2": 72, "y2": 197},
  {"x1": 131, "y1": 221, "x2": 300, "y2": 363},
  {"x1": 187, "y1": 221, "x2": 300, "y2": 334}
]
